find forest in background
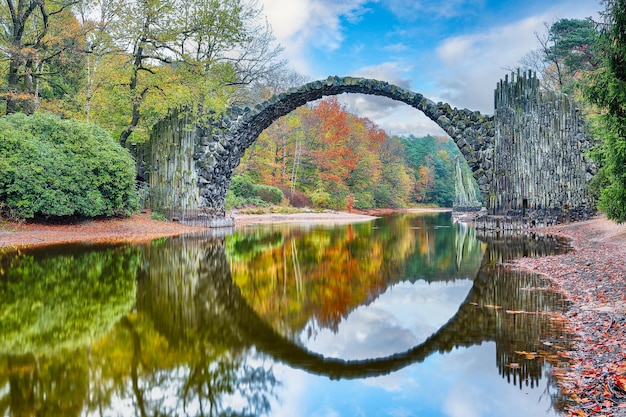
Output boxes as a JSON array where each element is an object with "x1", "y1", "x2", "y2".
[{"x1": 233, "y1": 96, "x2": 479, "y2": 210}]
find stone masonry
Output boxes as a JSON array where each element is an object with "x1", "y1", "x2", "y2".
[{"x1": 195, "y1": 76, "x2": 495, "y2": 226}]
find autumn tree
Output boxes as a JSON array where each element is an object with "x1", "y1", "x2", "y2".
[
  {"x1": 35, "y1": 8, "x2": 88, "y2": 115},
  {"x1": 237, "y1": 95, "x2": 416, "y2": 210},
  {"x1": 400, "y1": 135, "x2": 462, "y2": 207},
  {"x1": 74, "y1": 0, "x2": 119, "y2": 122},
  {"x1": 376, "y1": 135, "x2": 414, "y2": 207},
  {"x1": 236, "y1": 71, "x2": 309, "y2": 199},
  {"x1": 81, "y1": 0, "x2": 285, "y2": 147},
  {"x1": 309, "y1": 98, "x2": 357, "y2": 183},
  {"x1": 1, "y1": 0, "x2": 82, "y2": 114}
]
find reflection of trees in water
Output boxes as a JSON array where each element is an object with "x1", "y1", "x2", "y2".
[
  {"x1": 455, "y1": 221, "x2": 484, "y2": 270},
  {"x1": 222, "y1": 222, "x2": 570, "y2": 411},
  {"x1": 0, "y1": 244, "x2": 138, "y2": 416},
  {"x1": 0, "y1": 315, "x2": 279, "y2": 417},
  {"x1": 0, "y1": 245, "x2": 139, "y2": 356},
  {"x1": 0, "y1": 221, "x2": 573, "y2": 416},
  {"x1": 140, "y1": 226, "x2": 568, "y2": 410},
  {"x1": 478, "y1": 230, "x2": 569, "y2": 264},
  {"x1": 137, "y1": 228, "x2": 567, "y2": 412},
  {"x1": 0, "y1": 353, "x2": 88, "y2": 417},
  {"x1": 475, "y1": 238, "x2": 572, "y2": 410},
  {"x1": 228, "y1": 213, "x2": 486, "y2": 336},
  {"x1": 0, "y1": 237, "x2": 279, "y2": 417},
  {"x1": 475, "y1": 265, "x2": 569, "y2": 387},
  {"x1": 118, "y1": 313, "x2": 278, "y2": 417},
  {"x1": 135, "y1": 235, "x2": 280, "y2": 416}
]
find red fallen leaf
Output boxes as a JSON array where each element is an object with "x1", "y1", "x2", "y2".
[{"x1": 616, "y1": 375, "x2": 626, "y2": 391}]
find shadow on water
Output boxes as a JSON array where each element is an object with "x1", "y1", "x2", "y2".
[{"x1": 0, "y1": 213, "x2": 572, "y2": 416}]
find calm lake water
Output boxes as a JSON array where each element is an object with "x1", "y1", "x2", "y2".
[{"x1": 0, "y1": 212, "x2": 573, "y2": 416}]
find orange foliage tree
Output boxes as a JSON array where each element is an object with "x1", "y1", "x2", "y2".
[{"x1": 236, "y1": 96, "x2": 415, "y2": 209}]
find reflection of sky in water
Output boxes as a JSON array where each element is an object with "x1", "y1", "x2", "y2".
[
  {"x1": 299, "y1": 279, "x2": 474, "y2": 360},
  {"x1": 270, "y1": 343, "x2": 560, "y2": 417},
  {"x1": 271, "y1": 278, "x2": 561, "y2": 417}
]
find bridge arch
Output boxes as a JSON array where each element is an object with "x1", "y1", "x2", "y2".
[
  {"x1": 189, "y1": 243, "x2": 551, "y2": 382},
  {"x1": 197, "y1": 76, "x2": 495, "y2": 215},
  {"x1": 201, "y1": 269, "x2": 492, "y2": 380}
]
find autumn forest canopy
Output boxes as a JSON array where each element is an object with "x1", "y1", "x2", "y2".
[{"x1": 1, "y1": 0, "x2": 626, "y2": 221}]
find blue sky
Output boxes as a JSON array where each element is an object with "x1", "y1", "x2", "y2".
[{"x1": 258, "y1": 0, "x2": 602, "y2": 136}]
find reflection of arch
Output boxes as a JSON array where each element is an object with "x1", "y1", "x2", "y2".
[
  {"x1": 192, "y1": 242, "x2": 540, "y2": 381},
  {"x1": 204, "y1": 263, "x2": 498, "y2": 380},
  {"x1": 138, "y1": 233, "x2": 566, "y2": 385},
  {"x1": 198, "y1": 76, "x2": 494, "y2": 211}
]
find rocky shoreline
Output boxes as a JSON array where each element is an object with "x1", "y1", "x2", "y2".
[{"x1": 512, "y1": 216, "x2": 626, "y2": 417}]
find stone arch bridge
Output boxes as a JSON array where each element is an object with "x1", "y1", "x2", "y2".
[{"x1": 140, "y1": 72, "x2": 597, "y2": 227}]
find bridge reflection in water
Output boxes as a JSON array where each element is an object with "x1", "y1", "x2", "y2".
[
  {"x1": 139, "y1": 220, "x2": 569, "y2": 386},
  {"x1": 0, "y1": 214, "x2": 571, "y2": 416}
]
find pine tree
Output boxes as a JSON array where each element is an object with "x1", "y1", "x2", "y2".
[{"x1": 584, "y1": 0, "x2": 626, "y2": 222}]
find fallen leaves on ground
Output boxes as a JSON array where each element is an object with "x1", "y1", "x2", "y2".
[{"x1": 513, "y1": 216, "x2": 626, "y2": 417}]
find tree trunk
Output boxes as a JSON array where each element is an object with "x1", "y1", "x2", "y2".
[
  {"x1": 119, "y1": 22, "x2": 150, "y2": 148},
  {"x1": 5, "y1": 58, "x2": 21, "y2": 114}
]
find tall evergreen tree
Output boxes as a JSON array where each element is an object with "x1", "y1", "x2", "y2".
[
  {"x1": 519, "y1": 18, "x2": 600, "y2": 92},
  {"x1": 583, "y1": 0, "x2": 626, "y2": 222}
]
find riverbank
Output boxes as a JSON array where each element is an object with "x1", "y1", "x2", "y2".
[
  {"x1": 0, "y1": 210, "x2": 379, "y2": 249},
  {"x1": 512, "y1": 216, "x2": 626, "y2": 417}
]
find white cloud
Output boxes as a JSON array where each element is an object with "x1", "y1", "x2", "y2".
[
  {"x1": 382, "y1": 0, "x2": 484, "y2": 20},
  {"x1": 435, "y1": 15, "x2": 547, "y2": 112},
  {"x1": 353, "y1": 62, "x2": 413, "y2": 88},
  {"x1": 258, "y1": 0, "x2": 371, "y2": 74},
  {"x1": 340, "y1": 95, "x2": 446, "y2": 137},
  {"x1": 433, "y1": 1, "x2": 602, "y2": 113},
  {"x1": 330, "y1": 62, "x2": 446, "y2": 137},
  {"x1": 384, "y1": 43, "x2": 410, "y2": 53},
  {"x1": 301, "y1": 280, "x2": 472, "y2": 360}
]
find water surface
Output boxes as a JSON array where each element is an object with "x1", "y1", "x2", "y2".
[{"x1": 0, "y1": 212, "x2": 571, "y2": 416}]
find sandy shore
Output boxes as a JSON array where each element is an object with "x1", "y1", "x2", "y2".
[
  {"x1": 0, "y1": 210, "x2": 379, "y2": 249},
  {"x1": 231, "y1": 210, "x2": 378, "y2": 227}
]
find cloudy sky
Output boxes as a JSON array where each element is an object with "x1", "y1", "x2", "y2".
[{"x1": 257, "y1": 0, "x2": 602, "y2": 136}]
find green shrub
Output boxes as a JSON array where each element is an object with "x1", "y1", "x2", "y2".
[
  {"x1": 255, "y1": 184, "x2": 284, "y2": 205},
  {"x1": 229, "y1": 174, "x2": 257, "y2": 199},
  {"x1": 0, "y1": 112, "x2": 139, "y2": 220},
  {"x1": 310, "y1": 188, "x2": 332, "y2": 209},
  {"x1": 225, "y1": 189, "x2": 243, "y2": 209},
  {"x1": 353, "y1": 191, "x2": 374, "y2": 209},
  {"x1": 228, "y1": 175, "x2": 284, "y2": 206}
]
